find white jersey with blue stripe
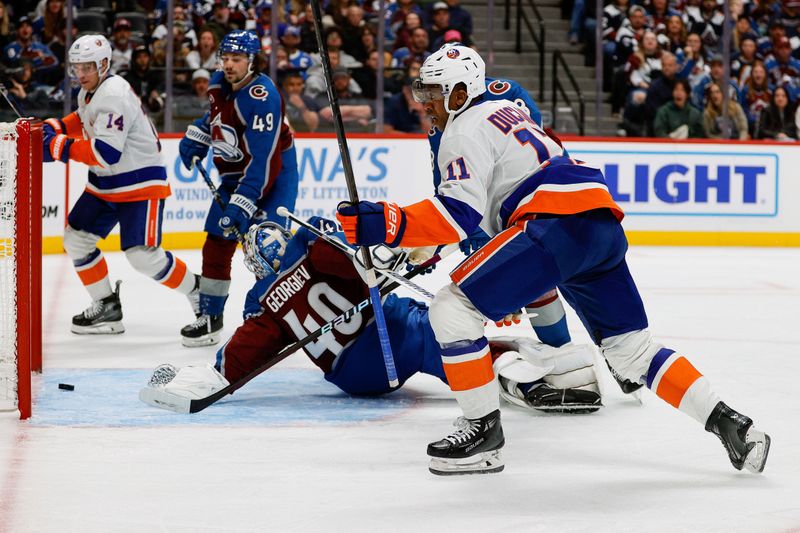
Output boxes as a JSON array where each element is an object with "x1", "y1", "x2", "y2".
[
  {"x1": 76, "y1": 75, "x2": 164, "y2": 177},
  {"x1": 429, "y1": 77, "x2": 542, "y2": 188}
]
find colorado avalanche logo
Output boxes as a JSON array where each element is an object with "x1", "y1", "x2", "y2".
[
  {"x1": 210, "y1": 114, "x2": 244, "y2": 162},
  {"x1": 446, "y1": 48, "x2": 460, "y2": 59},
  {"x1": 249, "y1": 84, "x2": 269, "y2": 101},
  {"x1": 488, "y1": 80, "x2": 511, "y2": 95}
]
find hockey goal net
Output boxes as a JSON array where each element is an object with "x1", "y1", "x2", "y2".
[{"x1": 0, "y1": 119, "x2": 42, "y2": 420}]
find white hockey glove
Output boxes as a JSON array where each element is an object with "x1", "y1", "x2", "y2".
[
  {"x1": 139, "y1": 363, "x2": 230, "y2": 413},
  {"x1": 351, "y1": 244, "x2": 408, "y2": 288}
]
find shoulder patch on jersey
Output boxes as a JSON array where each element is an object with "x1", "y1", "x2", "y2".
[
  {"x1": 249, "y1": 84, "x2": 269, "y2": 101},
  {"x1": 487, "y1": 80, "x2": 511, "y2": 95}
]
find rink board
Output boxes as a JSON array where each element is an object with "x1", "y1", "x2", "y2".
[{"x1": 40, "y1": 135, "x2": 800, "y2": 252}]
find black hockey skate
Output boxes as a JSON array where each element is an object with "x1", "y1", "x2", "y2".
[
  {"x1": 180, "y1": 314, "x2": 223, "y2": 347},
  {"x1": 186, "y1": 275, "x2": 201, "y2": 317},
  {"x1": 525, "y1": 382, "x2": 602, "y2": 414},
  {"x1": 605, "y1": 360, "x2": 644, "y2": 401},
  {"x1": 71, "y1": 280, "x2": 124, "y2": 335},
  {"x1": 705, "y1": 401, "x2": 770, "y2": 473},
  {"x1": 427, "y1": 409, "x2": 505, "y2": 475}
]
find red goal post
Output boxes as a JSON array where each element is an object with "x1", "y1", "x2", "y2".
[{"x1": 0, "y1": 119, "x2": 43, "y2": 420}]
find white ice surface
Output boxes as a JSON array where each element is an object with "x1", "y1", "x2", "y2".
[{"x1": 2, "y1": 246, "x2": 799, "y2": 532}]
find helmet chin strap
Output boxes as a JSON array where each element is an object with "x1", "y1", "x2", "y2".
[
  {"x1": 231, "y1": 54, "x2": 256, "y2": 87},
  {"x1": 444, "y1": 91, "x2": 474, "y2": 130}
]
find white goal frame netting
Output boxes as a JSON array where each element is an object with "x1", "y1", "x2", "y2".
[
  {"x1": 0, "y1": 121, "x2": 20, "y2": 414},
  {"x1": 0, "y1": 119, "x2": 41, "y2": 420}
]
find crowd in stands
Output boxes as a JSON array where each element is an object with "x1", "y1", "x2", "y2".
[
  {"x1": 0, "y1": 0, "x2": 473, "y2": 133},
  {"x1": 569, "y1": 0, "x2": 800, "y2": 140}
]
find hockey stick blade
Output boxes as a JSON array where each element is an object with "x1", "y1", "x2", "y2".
[{"x1": 186, "y1": 245, "x2": 457, "y2": 413}]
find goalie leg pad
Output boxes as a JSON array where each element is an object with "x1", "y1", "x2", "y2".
[
  {"x1": 493, "y1": 338, "x2": 603, "y2": 413},
  {"x1": 541, "y1": 343, "x2": 601, "y2": 394},
  {"x1": 524, "y1": 383, "x2": 602, "y2": 413}
]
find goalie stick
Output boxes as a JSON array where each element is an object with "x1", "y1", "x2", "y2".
[
  {"x1": 174, "y1": 245, "x2": 457, "y2": 414},
  {"x1": 276, "y1": 206, "x2": 437, "y2": 300},
  {"x1": 309, "y1": 0, "x2": 400, "y2": 388}
]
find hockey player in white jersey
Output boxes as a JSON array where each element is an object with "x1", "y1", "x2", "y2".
[
  {"x1": 42, "y1": 35, "x2": 200, "y2": 336},
  {"x1": 337, "y1": 45, "x2": 770, "y2": 475}
]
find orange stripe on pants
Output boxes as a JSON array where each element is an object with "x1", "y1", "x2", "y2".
[
  {"x1": 442, "y1": 352, "x2": 495, "y2": 391},
  {"x1": 450, "y1": 226, "x2": 522, "y2": 285},
  {"x1": 655, "y1": 356, "x2": 702, "y2": 408},
  {"x1": 77, "y1": 258, "x2": 108, "y2": 286},
  {"x1": 146, "y1": 199, "x2": 159, "y2": 247},
  {"x1": 161, "y1": 258, "x2": 188, "y2": 289}
]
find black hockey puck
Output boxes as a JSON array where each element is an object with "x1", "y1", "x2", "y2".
[{"x1": 58, "y1": 383, "x2": 75, "y2": 391}]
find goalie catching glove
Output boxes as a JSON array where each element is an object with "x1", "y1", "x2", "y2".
[{"x1": 139, "y1": 363, "x2": 229, "y2": 413}]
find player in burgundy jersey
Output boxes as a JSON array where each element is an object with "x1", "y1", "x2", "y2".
[
  {"x1": 177, "y1": 30, "x2": 298, "y2": 348},
  {"x1": 140, "y1": 218, "x2": 603, "y2": 415}
]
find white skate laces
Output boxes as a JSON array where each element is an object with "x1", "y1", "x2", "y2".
[
  {"x1": 80, "y1": 300, "x2": 105, "y2": 319},
  {"x1": 445, "y1": 417, "x2": 481, "y2": 445},
  {"x1": 187, "y1": 314, "x2": 211, "y2": 330}
]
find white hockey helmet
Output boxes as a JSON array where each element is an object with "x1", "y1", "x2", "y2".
[
  {"x1": 68, "y1": 35, "x2": 113, "y2": 78},
  {"x1": 413, "y1": 44, "x2": 486, "y2": 116}
]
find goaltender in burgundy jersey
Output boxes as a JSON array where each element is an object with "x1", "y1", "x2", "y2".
[
  {"x1": 219, "y1": 236, "x2": 382, "y2": 388},
  {"x1": 207, "y1": 69, "x2": 293, "y2": 200}
]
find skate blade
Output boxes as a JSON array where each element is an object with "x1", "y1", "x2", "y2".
[
  {"x1": 138, "y1": 387, "x2": 191, "y2": 413},
  {"x1": 428, "y1": 450, "x2": 504, "y2": 476},
  {"x1": 71, "y1": 322, "x2": 125, "y2": 335},
  {"x1": 627, "y1": 388, "x2": 644, "y2": 405},
  {"x1": 181, "y1": 332, "x2": 221, "y2": 348},
  {"x1": 530, "y1": 403, "x2": 603, "y2": 414},
  {"x1": 744, "y1": 428, "x2": 771, "y2": 474}
]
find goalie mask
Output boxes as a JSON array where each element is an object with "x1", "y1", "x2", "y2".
[{"x1": 243, "y1": 221, "x2": 292, "y2": 279}]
